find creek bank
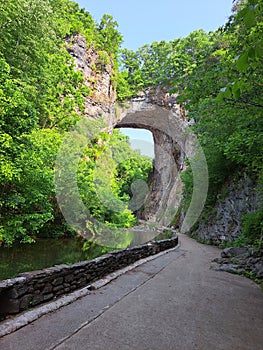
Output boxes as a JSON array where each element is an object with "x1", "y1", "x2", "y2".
[{"x1": 0, "y1": 235, "x2": 178, "y2": 321}]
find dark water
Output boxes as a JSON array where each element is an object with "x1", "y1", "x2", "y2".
[
  {"x1": 0, "y1": 230, "x2": 169, "y2": 281},
  {"x1": 0, "y1": 238, "x2": 87, "y2": 281}
]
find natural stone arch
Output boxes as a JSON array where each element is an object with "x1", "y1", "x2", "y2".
[
  {"x1": 114, "y1": 91, "x2": 193, "y2": 226},
  {"x1": 66, "y1": 36, "x2": 208, "y2": 231}
]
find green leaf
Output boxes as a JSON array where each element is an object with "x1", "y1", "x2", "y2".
[
  {"x1": 255, "y1": 47, "x2": 263, "y2": 58},
  {"x1": 224, "y1": 86, "x2": 232, "y2": 99},
  {"x1": 233, "y1": 88, "x2": 241, "y2": 100},
  {"x1": 232, "y1": 82, "x2": 241, "y2": 100},
  {"x1": 216, "y1": 91, "x2": 224, "y2": 102},
  {"x1": 248, "y1": 47, "x2": 255, "y2": 58},
  {"x1": 244, "y1": 7, "x2": 256, "y2": 28},
  {"x1": 236, "y1": 52, "x2": 249, "y2": 72}
]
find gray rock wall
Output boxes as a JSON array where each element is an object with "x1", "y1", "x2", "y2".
[
  {"x1": 192, "y1": 174, "x2": 260, "y2": 244},
  {"x1": 0, "y1": 236, "x2": 178, "y2": 320},
  {"x1": 66, "y1": 34, "x2": 116, "y2": 125}
]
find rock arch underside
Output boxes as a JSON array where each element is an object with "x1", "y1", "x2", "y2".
[
  {"x1": 68, "y1": 34, "x2": 194, "y2": 227},
  {"x1": 114, "y1": 92, "x2": 189, "y2": 226}
]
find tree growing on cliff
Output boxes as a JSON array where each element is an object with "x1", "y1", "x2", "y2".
[{"x1": 96, "y1": 14, "x2": 123, "y2": 55}]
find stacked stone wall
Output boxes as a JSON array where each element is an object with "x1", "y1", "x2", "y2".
[{"x1": 0, "y1": 236, "x2": 178, "y2": 320}]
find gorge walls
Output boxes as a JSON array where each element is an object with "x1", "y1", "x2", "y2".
[
  {"x1": 66, "y1": 34, "x2": 261, "y2": 243},
  {"x1": 67, "y1": 35, "x2": 189, "y2": 226}
]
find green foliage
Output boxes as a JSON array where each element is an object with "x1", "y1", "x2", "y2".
[
  {"x1": 0, "y1": 58, "x2": 37, "y2": 137},
  {"x1": 116, "y1": 155, "x2": 152, "y2": 200},
  {"x1": 182, "y1": 1, "x2": 262, "y2": 244},
  {"x1": 97, "y1": 50, "x2": 111, "y2": 71},
  {"x1": 179, "y1": 163, "x2": 193, "y2": 213},
  {"x1": 77, "y1": 129, "x2": 152, "y2": 229},
  {"x1": 49, "y1": 0, "x2": 96, "y2": 41},
  {"x1": 0, "y1": 0, "x2": 57, "y2": 78},
  {"x1": 239, "y1": 170, "x2": 263, "y2": 248},
  {"x1": 95, "y1": 14, "x2": 123, "y2": 56},
  {"x1": 1, "y1": 0, "x2": 261, "y2": 252},
  {"x1": 0, "y1": 130, "x2": 64, "y2": 245},
  {"x1": 0, "y1": 1, "x2": 141, "y2": 246},
  {"x1": 117, "y1": 30, "x2": 217, "y2": 99},
  {"x1": 116, "y1": 71, "x2": 136, "y2": 100},
  {"x1": 241, "y1": 209, "x2": 263, "y2": 247}
]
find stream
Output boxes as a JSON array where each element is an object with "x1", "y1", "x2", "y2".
[{"x1": 0, "y1": 229, "x2": 168, "y2": 281}]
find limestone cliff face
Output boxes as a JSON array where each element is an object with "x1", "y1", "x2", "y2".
[{"x1": 66, "y1": 34, "x2": 116, "y2": 126}]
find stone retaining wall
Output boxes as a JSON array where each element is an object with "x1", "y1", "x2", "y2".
[{"x1": 0, "y1": 236, "x2": 178, "y2": 320}]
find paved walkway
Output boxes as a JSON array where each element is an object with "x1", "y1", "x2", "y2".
[{"x1": 1, "y1": 234, "x2": 263, "y2": 350}]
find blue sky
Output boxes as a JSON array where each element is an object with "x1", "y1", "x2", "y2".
[
  {"x1": 75, "y1": 0, "x2": 233, "y2": 156},
  {"x1": 76, "y1": 0, "x2": 233, "y2": 50}
]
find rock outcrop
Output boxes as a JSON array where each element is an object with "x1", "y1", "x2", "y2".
[
  {"x1": 191, "y1": 174, "x2": 260, "y2": 244},
  {"x1": 213, "y1": 246, "x2": 263, "y2": 280},
  {"x1": 66, "y1": 34, "x2": 116, "y2": 126},
  {"x1": 67, "y1": 35, "x2": 190, "y2": 226}
]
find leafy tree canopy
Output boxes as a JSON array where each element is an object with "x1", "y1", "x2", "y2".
[{"x1": 0, "y1": 0, "x2": 150, "y2": 246}]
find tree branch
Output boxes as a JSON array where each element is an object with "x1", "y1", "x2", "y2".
[{"x1": 237, "y1": 98, "x2": 263, "y2": 108}]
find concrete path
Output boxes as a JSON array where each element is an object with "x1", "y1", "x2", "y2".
[{"x1": 1, "y1": 234, "x2": 262, "y2": 350}]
